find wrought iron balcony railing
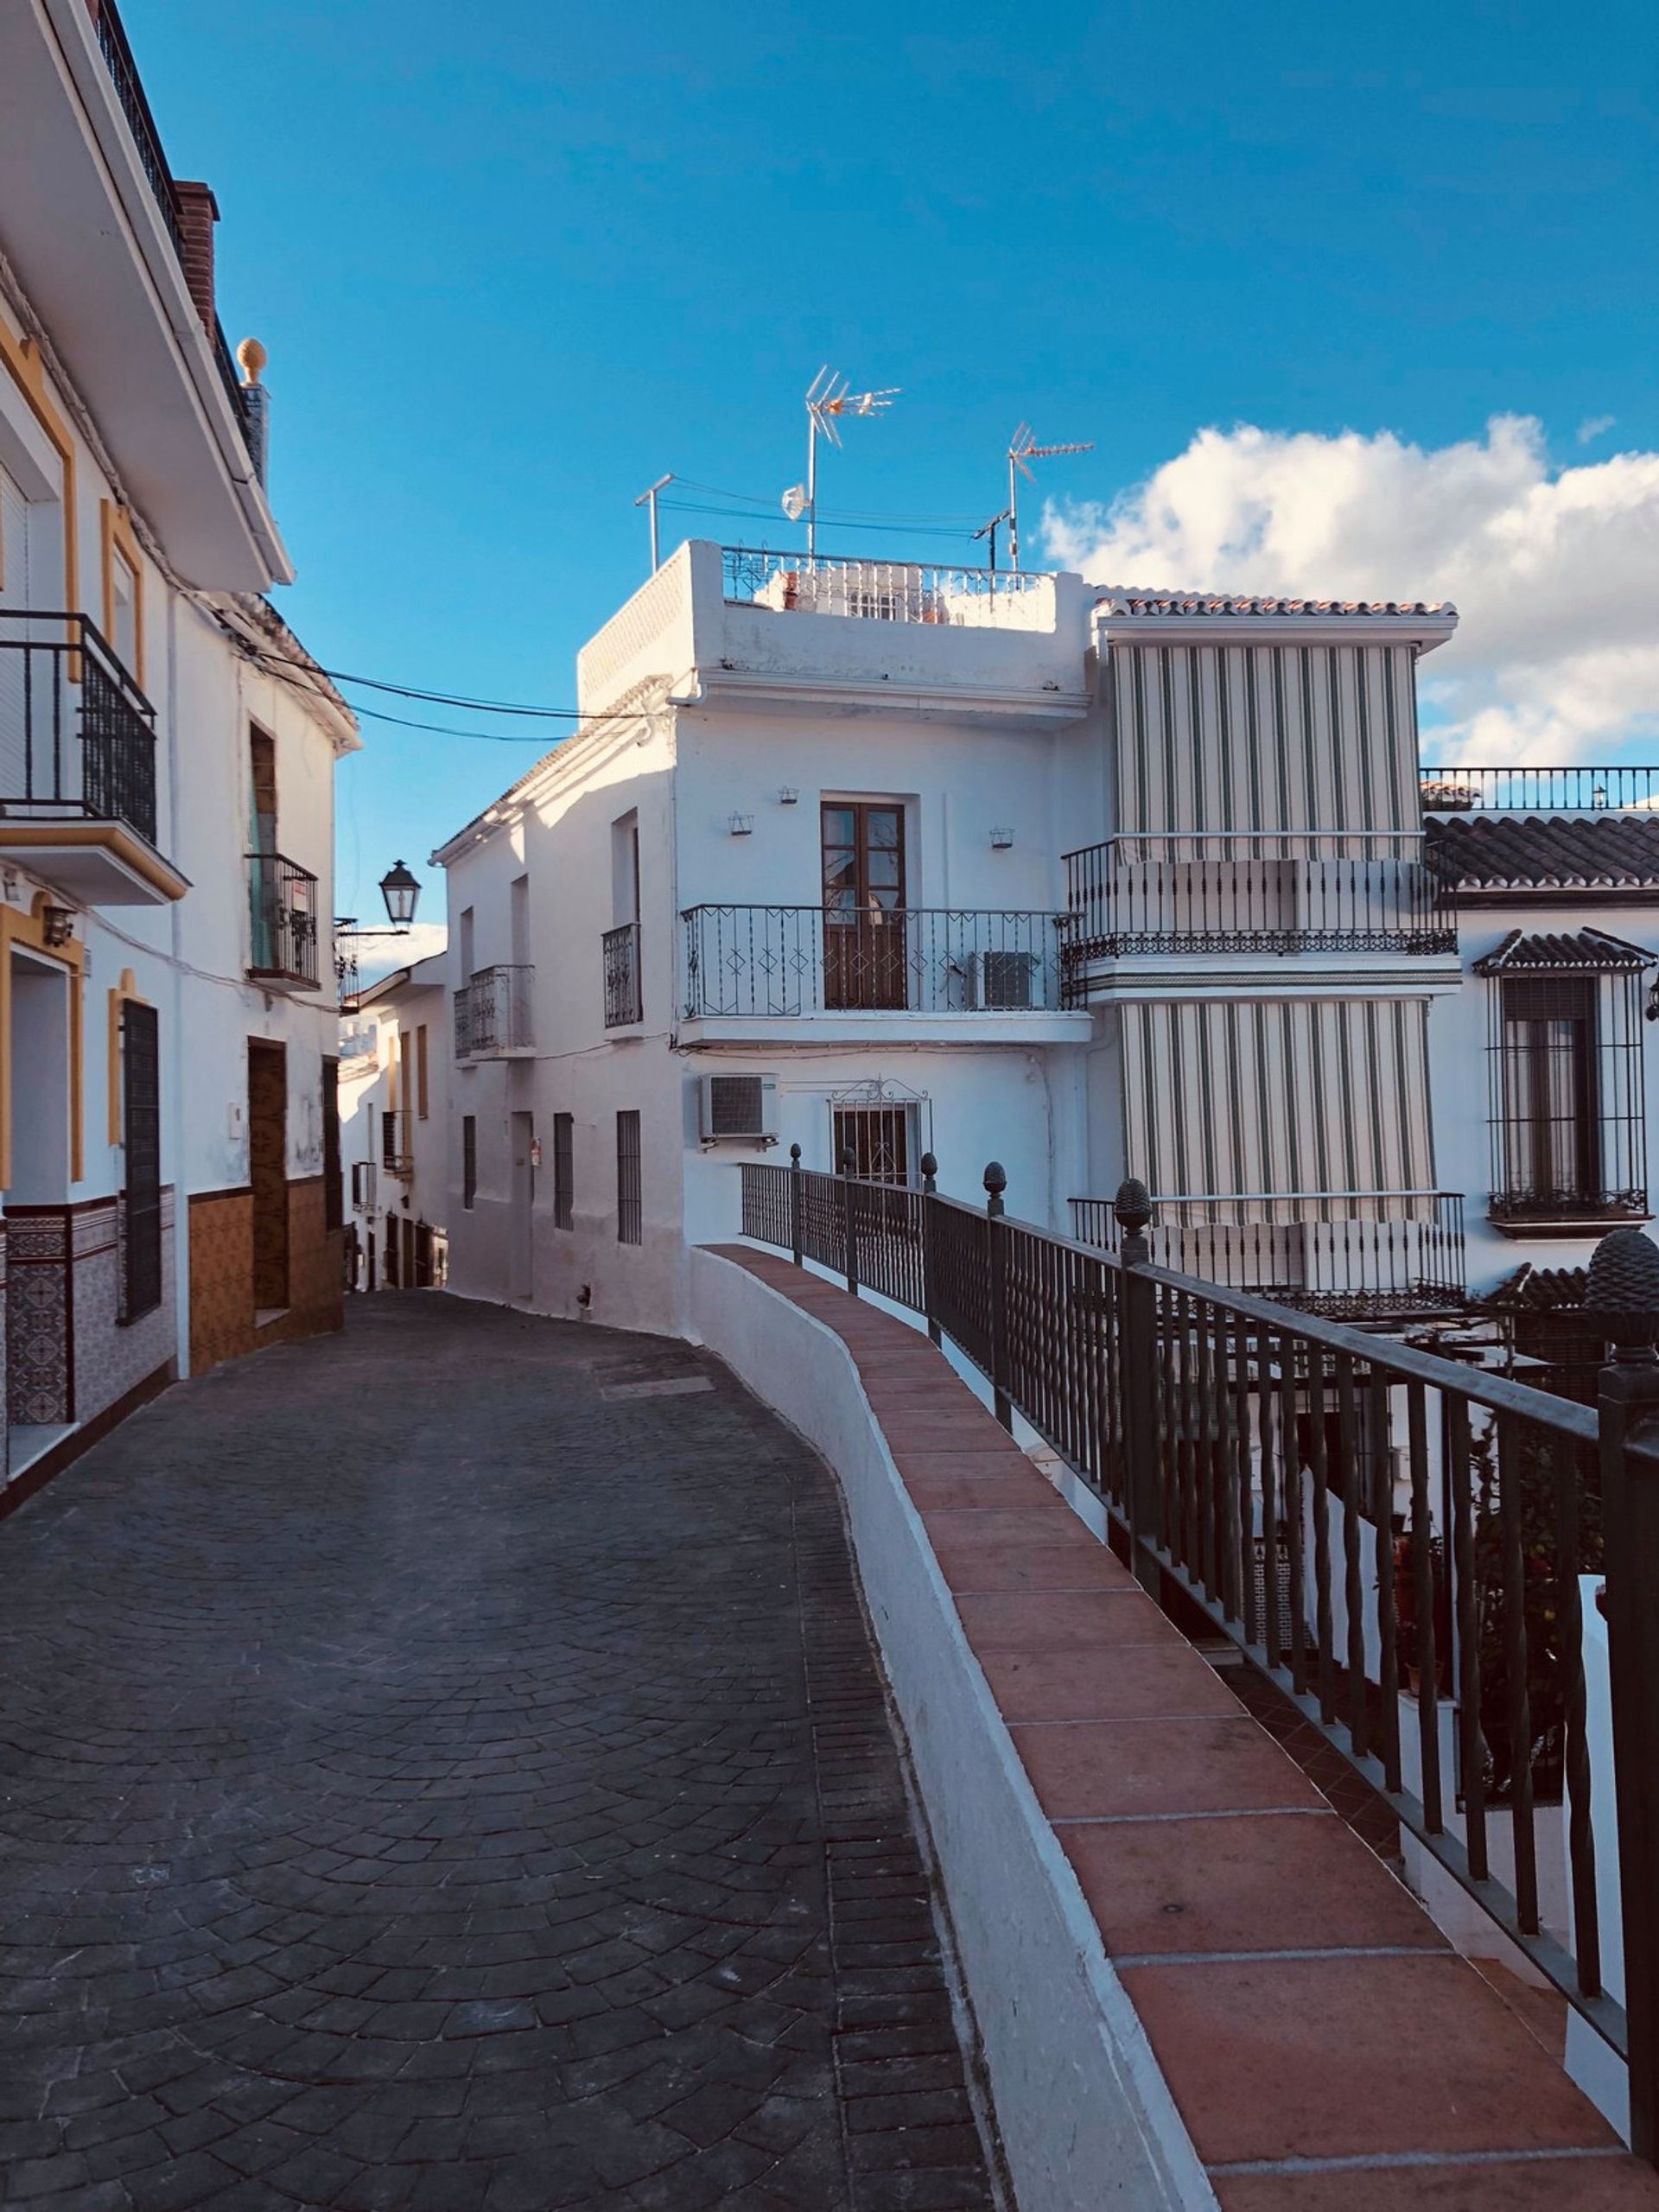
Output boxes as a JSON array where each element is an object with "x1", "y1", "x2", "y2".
[
  {"x1": 381, "y1": 1109, "x2": 412, "y2": 1178},
  {"x1": 602, "y1": 921, "x2": 642, "y2": 1027},
  {"x1": 1490, "y1": 1186, "x2": 1649, "y2": 1228},
  {"x1": 682, "y1": 905, "x2": 1066, "y2": 1020},
  {"x1": 90, "y1": 0, "x2": 255, "y2": 454},
  {"x1": 1069, "y1": 1188, "x2": 1466, "y2": 1318},
  {"x1": 1061, "y1": 831, "x2": 1457, "y2": 969},
  {"x1": 1421, "y1": 765, "x2": 1659, "y2": 813},
  {"x1": 247, "y1": 852, "x2": 320, "y2": 987},
  {"x1": 454, "y1": 965, "x2": 533, "y2": 1058},
  {"x1": 721, "y1": 546, "x2": 1051, "y2": 628},
  {"x1": 0, "y1": 613, "x2": 158, "y2": 846}
]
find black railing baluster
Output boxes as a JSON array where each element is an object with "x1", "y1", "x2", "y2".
[
  {"x1": 1497, "y1": 1414, "x2": 1541, "y2": 1934},
  {"x1": 1554, "y1": 1430, "x2": 1600, "y2": 2000},
  {"x1": 1281, "y1": 1330, "x2": 1306, "y2": 1697},
  {"x1": 1408, "y1": 1381, "x2": 1442, "y2": 1832},
  {"x1": 1336, "y1": 1352, "x2": 1369, "y2": 1760},
  {"x1": 1449, "y1": 1395, "x2": 1489, "y2": 1884},
  {"x1": 1373, "y1": 1367, "x2": 1404, "y2": 1796}
]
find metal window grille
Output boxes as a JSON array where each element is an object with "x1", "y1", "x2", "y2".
[
  {"x1": 832, "y1": 1105, "x2": 911, "y2": 1185},
  {"x1": 462, "y1": 1116, "x2": 477, "y2": 1211},
  {"x1": 321, "y1": 1057, "x2": 341, "y2": 1231},
  {"x1": 381, "y1": 1109, "x2": 411, "y2": 1177},
  {"x1": 351, "y1": 1161, "x2": 376, "y2": 1210},
  {"x1": 120, "y1": 1000, "x2": 162, "y2": 1319},
  {"x1": 553, "y1": 1112, "x2": 574, "y2": 1230},
  {"x1": 616, "y1": 1110, "x2": 642, "y2": 1245},
  {"x1": 1489, "y1": 969, "x2": 1649, "y2": 1223}
]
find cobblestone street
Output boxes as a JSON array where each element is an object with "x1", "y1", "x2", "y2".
[{"x1": 0, "y1": 1296, "x2": 993, "y2": 2212}]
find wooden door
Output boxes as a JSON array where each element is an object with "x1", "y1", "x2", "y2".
[{"x1": 822, "y1": 803, "x2": 907, "y2": 1010}]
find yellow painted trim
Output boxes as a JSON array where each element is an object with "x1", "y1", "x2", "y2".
[
  {"x1": 0, "y1": 820, "x2": 189, "y2": 899},
  {"x1": 99, "y1": 499, "x2": 146, "y2": 686},
  {"x1": 0, "y1": 896, "x2": 86, "y2": 1190},
  {"x1": 0, "y1": 318, "x2": 79, "y2": 618},
  {"x1": 107, "y1": 967, "x2": 149, "y2": 1145}
]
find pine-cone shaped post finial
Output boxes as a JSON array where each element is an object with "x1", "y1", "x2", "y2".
[
  {"x1": 1114, "y1": 1177, "x2": 1154, "y2": 1236},
  {"x1": 1586, "y1": 1226, "x2": 1659, "y2": 1357}
]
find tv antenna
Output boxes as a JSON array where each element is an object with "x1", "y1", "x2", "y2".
[
  {"x1": 1007, "y1": 424, "x2": 1093, "y2": 570},
  {"x1": 800, "y1": 368, "x2": 899, "y2": 557},
  {"x1": 972, "y1": 509, "x2": 1014, "y2": 574},
  {"x1": 634, "y1": 474, "x2": 673, "y2": 573}
]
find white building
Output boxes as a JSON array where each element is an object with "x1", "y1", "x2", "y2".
[
  {"x1": 0, "y1": 0, "x2": 354, "y2": 1488},
  {"x1": 431, "y1": 541, "x2": 1554, "y2": 1338},
  {"x1": 340, "y1": 951, "x2": 450, "y2": 1293}
]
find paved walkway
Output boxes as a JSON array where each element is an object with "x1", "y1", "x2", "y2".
[{"x1": 0, "y1": 1296, "x2": 993, "y2": 2212}]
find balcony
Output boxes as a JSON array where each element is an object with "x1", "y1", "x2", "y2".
[
  {"x1": 1069, "y1": 1188, "x2": 1466, "y2": 1318},
  {"x1": 679, "y1": 904, "x2": 1090, "y2": 1048},
  {"x1": 1421, "y1": 763, "x2": 1659, "y2": 813},
  {"x1": 381, "y1": 1109, "x2": 412, "y2": 1179},
  {"x1": 0, "y1": 613, "x2": 185, "y2": 905},
  {"x1": 602, "y1": 922, "x2": 642, "y2": 1028},
  {"x1": 721, "y1": 546, "x2": 1053, "y2": 630},
  {"x1": 576, "y1": 543, "x2": 1089, "y2": 724},
  {"x1": 454, "y1": 965, "x2": 534, "y2": 1059},
  {"x1": 247, "y1": 852, "x2": 320, "y2": 988},
  {"x1": 1061, "y1": 831, "x2": 1459, "y2": 1002}
]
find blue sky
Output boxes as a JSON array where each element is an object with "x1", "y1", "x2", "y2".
[{"x1": 132, "y1": 0, "x2": 1658, "y2": 923}]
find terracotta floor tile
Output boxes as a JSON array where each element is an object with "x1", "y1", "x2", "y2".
[
  {"x1": 980, "y1": 1644, "x2": 1240, "y2": 1723},
  {"x1": 1011, "y1": 1716, "x2": 1323, "y2": 1820},
  {"x1": 921, "y1": 1505, "x2": 1102, "y2": 1549},
  {"x1": 1215, "y1": 2157, "x2": 1659, "y2": 2211},
  {"x1": 955, "y1": 1590, "x2": 1178, "y2": 1651},
  {"x1": 931, "y1": 1536, "x2": 1133, "y2": 1594},
  {"x1": 891, "y1": 1447, "x2": 1028, "y2": 1480},
  {"x1": 1061, "y1": 1809, "x2": 1444, "y2": 1957},
  {"x1": 881, "y1": 1414, "x2": 1014, "y2": 1452},
  {"x1": 1123, "y1": 1953, "x2": 1621, "y2": 2164},
  {"x1": 905, "y1": 1473, "x2": 1066, "y2": 1513}
]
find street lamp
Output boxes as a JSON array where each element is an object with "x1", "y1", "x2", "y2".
[
  {"x1": 335, "y1": 861, "x2": 425, "y2": 993},
  {"x1": 378, "y1": 860, "x2": 421, "y2": 929}
]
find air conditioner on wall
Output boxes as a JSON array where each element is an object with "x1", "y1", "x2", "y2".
[
  {"x1": 963, "y1": 950, "x2": 1039, "y2": 1010},
  {"x1": 698, "y1": 1072, "x2": 779, "y2": 1146}
]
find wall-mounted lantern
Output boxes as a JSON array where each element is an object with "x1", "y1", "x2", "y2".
[
  {"x1": 41, "y1": 904, "x2": 77, "y2": 948},
  {"x1": 778, "y1": 787, "x2": 799, "y2": 806},
  {"x1": 730, "y1": 813, "x2": 755, "y2": 836},
  {"x1": 989, "y1": 827, "x2": 1014, "y2": 850}
]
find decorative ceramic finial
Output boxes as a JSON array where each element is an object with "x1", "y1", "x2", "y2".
[
  {"x1": 1114, "y1": 1177, "x2": 1154, "y2": 1235},
  {"x1": 236, "y1": 337, "x2": 268, "y2": 387}
]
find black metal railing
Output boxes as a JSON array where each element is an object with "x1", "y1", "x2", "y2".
[
  {"x1": 1070, "y1": 1190, "x2": 1466, "y2": 1318},
  {"x1": 738, "y1": 1154, "x2": 1659, "y2": 2150},
  {"x1": 603, "y1": 921, "x2": 642, "y2": 1027},
  {"x1": 682, "y1": 904, "x2": 1065, "y2": 1019},
  {"x1": 1491, "y1": 1188, "x2": 1651, "y2": 1228},
  {"x1": 381, "y1": 1109, "x2": 411, "y2": 1177},
  {"x1": 1422, "y1": 766, "x2": 1659, "y2": 814},
  {"x1": 0, "y1": 613, "x2": 158, "y2": 846},
  {"x1": 1061, "y1": 833, "x2": 1457, "y2": 973},
  {"x1": 721, "y1": 546, "x2": 1051, "y2": 627},
  {"x1": 454, "y1": 965, "x2": 533, "y2": 1057},
  {"x1": 247, "y1": 852, "x2": 320, "y2": 986},
  {"x1": 90, "y1": 0, "x2": 256, "y2": 453}
]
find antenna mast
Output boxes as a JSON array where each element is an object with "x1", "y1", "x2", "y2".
[
  {"x1": 634, "y1": 474, "x2": 673, "y2": 573},
  {"x1": 793, "y1": 369, "x2": 899, "y2": 557},
  {"x1": 1007, "y1": 425, "x2": 1094, "y2": 570}
]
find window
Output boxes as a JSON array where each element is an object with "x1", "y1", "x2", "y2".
[
  {"x1": 459, "y1": 906, "x2": 475, "y2": 980},
  {"x1": 833, "y1": 1104, "x2": 912, "y2": 1185},
  {"x1": 352, "y1": 1160, "x2": 376, "y2": 1210},
  {"x1": 1480, "y1": 932, "x2": 1652, "y2": 1224},
  {"x1": 616, "y1": 1110, "x2": 642, "y2": 1244},
  {"x1": 822, "y1": 802, "x2": 908, "y2": 1010},
  {"x1": 385, "y1": 1209, "x2": 400, "y2": 1287},
  {"x1": 553, "y1": 1112, "x2": 574, "y2": 1229},
  {"x1": 120, "y1": 1001, "x2": 162, "y2": 1319},
  {"x1": 322, "y1": 1055, "x2": 341, "y2": 1230},
  {"x1": 416, "y1": 1025, "x2": 429, "y2": 1120},
  {"x1": 462, "y1": 1115, "x2": 477, "y2": 1210}
]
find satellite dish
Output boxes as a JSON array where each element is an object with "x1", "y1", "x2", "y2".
[{"x1": 782, "y1": 484, "x2": 810, "y2": 522}]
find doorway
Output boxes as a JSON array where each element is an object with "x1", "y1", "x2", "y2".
[
  {"x1": 511, "y1": 1113, "x2": 535, "y2": 1301},
  {"x1": 822, "y1": 802, "x2": 908, "y2": 1010},
  {"x1": 6, "y1": 948, "x2": 74, "y2": 1452},
  {"x1": 247, "y1": 1040, "x2": 289, "y2": 1318}
]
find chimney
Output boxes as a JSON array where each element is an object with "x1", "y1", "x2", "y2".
[{"x1": 173, "y1": 181, "x2": 219, "y2": 337}]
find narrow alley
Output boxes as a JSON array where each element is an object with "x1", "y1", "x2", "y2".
[{"x1": 0, "y1": 1298, "x2": 993, "y2": 2212}]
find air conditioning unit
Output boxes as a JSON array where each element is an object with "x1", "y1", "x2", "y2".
[
  {"x1": 964, "y1": 950, "x2": 1039, "y2": 1010},
  {"x1": 699, "y1": 1072, "x2": 779, "y2": 1145}
]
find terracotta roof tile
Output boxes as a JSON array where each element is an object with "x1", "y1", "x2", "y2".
[
  {"x1": 1096, "y1": 593, "x2": 1455, "y2": 618},
  {"x1": 1471, "y1": 927, "x2": 1658, "y2": 974},
  {"x1": 1426, "y1": 812, "x2": 1659, "y2": 892}
]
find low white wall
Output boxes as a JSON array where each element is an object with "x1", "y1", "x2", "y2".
[{"x1": 689, "y1": 1246, "x2": 1215, "y2": 2212}]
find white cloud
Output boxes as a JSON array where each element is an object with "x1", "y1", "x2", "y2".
[
  {"x1": 1578, "y1": 414, "x2": 1617, "y2": 444},
  {"x1": 1042, "y1": 416, "x2": 1659, "y2": 766},
  {"x1": 353, "y1": 921, "x2": 448, "y2": 988}
]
